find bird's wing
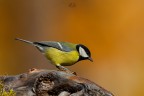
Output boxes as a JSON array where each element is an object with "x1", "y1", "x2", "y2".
[{"x1": 34, "y1": 41, "x2": 77, "y2": 52}]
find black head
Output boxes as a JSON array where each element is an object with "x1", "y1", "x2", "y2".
[{"x1": 76, "y1": 44, "x2": 93, "y2": 62}]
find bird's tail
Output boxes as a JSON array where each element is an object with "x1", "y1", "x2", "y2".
[
  {"x1": 15, "y1": 38, "x2": 34, "y2": 45},
  {"x1": 15, "y1": 38, "x2": 45, "y2": 52}
]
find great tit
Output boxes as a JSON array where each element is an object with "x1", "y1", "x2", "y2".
[{"x1": 15, "y1": 38, "x2": 93, "y2": 71}]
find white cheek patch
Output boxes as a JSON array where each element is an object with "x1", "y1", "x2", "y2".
[{"x1": 79, "y1": 47, "x2": 88, "y2": 57}]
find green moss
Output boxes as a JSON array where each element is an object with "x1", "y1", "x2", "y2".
[{"x1": 0, "y1": 81, "x2": 16, "y2": 96}]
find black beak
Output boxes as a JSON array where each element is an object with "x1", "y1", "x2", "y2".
[{"x1": 88, "y1": 57, "x2": 93, "y2": 62}]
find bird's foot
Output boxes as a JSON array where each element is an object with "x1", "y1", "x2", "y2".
[{"x1": 56, "y1": 66, "x2": 77, "y2": 75}]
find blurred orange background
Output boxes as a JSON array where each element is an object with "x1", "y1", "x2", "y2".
[{"x1": 0, "y1": 0, "x2": 144, "y2": 96}]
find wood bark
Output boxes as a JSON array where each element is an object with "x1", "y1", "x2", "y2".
[{"x1": 0, "y1": 68, "x2": 114, "y2": 96}]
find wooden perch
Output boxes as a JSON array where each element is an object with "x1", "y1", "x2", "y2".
[{"x1": 0, "y1": 68, "x2": 114, "y2": 96}]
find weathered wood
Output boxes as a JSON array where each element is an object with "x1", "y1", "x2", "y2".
[{"x1": 0, "y1": 68, "x2": 114, "y2": 96}]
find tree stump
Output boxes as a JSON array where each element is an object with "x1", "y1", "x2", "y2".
[{"x1": 0, "y1": 68, "x2": 114, "y2": 96}]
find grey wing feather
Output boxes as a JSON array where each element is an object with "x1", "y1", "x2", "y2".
[{"x1": 34, "y1": 41, "x2": 74, "y2": 52}]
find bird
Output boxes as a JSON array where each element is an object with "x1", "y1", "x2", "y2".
[{"x1": 15, "y1": 38, "x2": 93, "y2": 72}]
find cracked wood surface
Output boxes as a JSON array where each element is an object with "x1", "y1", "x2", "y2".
[{"x1": 0, "y1": 68, "x2": 114, "y2": 96}]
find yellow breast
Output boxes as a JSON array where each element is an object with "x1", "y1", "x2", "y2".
[{"x1": 45, "y1": 48, "x2": 79, "y2": 66}]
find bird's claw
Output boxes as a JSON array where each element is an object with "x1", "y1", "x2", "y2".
[{"x1": 56, "y1": 66, "x2": 77, "y2": 75}]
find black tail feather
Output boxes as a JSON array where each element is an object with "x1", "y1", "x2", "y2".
[{"x1": 15, "y1": 38, "x2": 33, "y2": 44}]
